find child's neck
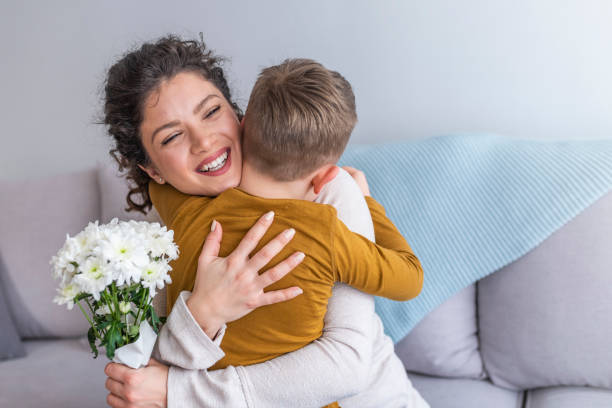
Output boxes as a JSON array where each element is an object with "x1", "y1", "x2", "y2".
[{"x1": 239, "y1": 162, "x2": 315, "y2": 201}]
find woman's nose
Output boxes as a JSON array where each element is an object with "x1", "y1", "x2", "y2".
[{"x1": 189, "y1": 129, "x2": 214, "y2": 154}]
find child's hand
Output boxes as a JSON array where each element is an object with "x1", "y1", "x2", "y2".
[
  {"x1": 342, "y1": 166, "x2": 371, "y2": 197},
  {"x1": 186, "y1": 212, "x2": 305, "y2": 338}
]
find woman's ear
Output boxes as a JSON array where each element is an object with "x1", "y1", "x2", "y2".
[
  {"x1": 312, "y1": 165, "x2": 339, "y2": 195},
  {"x1": 137, "y1": 164, "x2": 165, "y2": 184}
]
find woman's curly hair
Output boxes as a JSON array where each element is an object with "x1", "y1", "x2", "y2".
[{"x1": 103, "y1": 35, "x2": 243, "y2": 214}]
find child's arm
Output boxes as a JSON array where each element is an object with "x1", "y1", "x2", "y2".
[{"x1": 332, "y1": 202, "x2": 423, "y2": 301}]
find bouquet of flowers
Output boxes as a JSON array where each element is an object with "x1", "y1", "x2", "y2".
[{"x1": 50, "y1": 218, "x2": 178, "y2": 368}]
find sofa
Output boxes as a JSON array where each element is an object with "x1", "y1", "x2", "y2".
[{"x1": 1, "y1": 151, "x2": 611, "y2": 408}]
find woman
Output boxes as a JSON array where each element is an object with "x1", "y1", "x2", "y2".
[{"x1": 102, "y1": 35, "x2": 416, "y2": 407}]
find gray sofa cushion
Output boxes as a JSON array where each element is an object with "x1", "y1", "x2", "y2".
[
  {"x1": 395, "y1": 284, "x2": 484, "y2": 379},
  {"x1": 478, "y1": 191, "x2": 612, "y2": 389},
  {"x1": 525, "y1": 387, "x2": 612, "y2": 408},
  {"x1": 0, "y1": 256, "x2": 25, "y2": 361},
  {"x1": 0, "y1": 169, "x2": 100, "y2": 338},
  {"x1": 407, "y1": 372, "x2": 523, "y2": 408},
  {"x1": 0, "y1": 338, "x2": 108, "y2": 407}
]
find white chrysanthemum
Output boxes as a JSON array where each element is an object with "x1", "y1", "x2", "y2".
[
  {"x1": 101, "y1": 230, "x2": 149, "y2": 265},
  {"x1": 74, "y1": 221, "x2": 102, "y2": 252},
  {"x1": 148, "y1": 229, "x2": 178, "y2": 259},
  {"x1": 53, "y1": 282, "x2": 81, "y2": 310},
  {"x1": 98, "y1": 230, "x2": 149, "y2": 285},
  {"x1": 140, "y1": 261, "x2": 172, "y2": 298},
  {"x1": 73, "y1": 257, "x2": 112, "y2": 300},
  {"x1": 50, "y1": 234, "x2": 81, "y2": 280},
  {"x1": 132, "y1": 220, "x2": 158, "y2": 236},
  {"x1": 110, "y1": 261, "x2": 143, "y2": 286}
]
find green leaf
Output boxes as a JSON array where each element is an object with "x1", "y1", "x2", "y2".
[
  {"x1": 104, "y1": 324, "x2": 123, "y2": 360},
  {"x1": 149, "y1": 306, "x2": 162, "y2": 333},
  {"x1": 98, "y1": 320, "x2": 111, "y2": 331},
  {"x1": 87, "y1": 327, "x2": 99, "y2": 359}
]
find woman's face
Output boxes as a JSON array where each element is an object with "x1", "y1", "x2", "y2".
[{"x1": 139, "y1": 71, "x2": 242, "y2": 197}]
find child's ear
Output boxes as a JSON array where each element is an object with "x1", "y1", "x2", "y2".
[
  {"x1": 137, "y1": 164, "x2": 165, "y2": 184},
  {"x1": 312, "y1": 165, "x2": 339, "y2": 195}
]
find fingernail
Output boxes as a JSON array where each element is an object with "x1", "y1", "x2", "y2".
[
  {"x1": 295, "y1": 252, "x2": 305, "y2": 262},
  {"x1": 211, "y1": 220, "x2": 217, "y2": 232},
  {"x1": 265, "y1": 211, "x2": 275, "y2": 221},
  {"x1": 284, "y1": 228, "x2": 295, "y2": 239},
  {"x1": 294, "y1": 288, "x2": 303, "y2": 295}
]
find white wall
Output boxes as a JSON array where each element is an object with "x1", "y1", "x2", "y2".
[{"x1": 2, "y1": 0, "x2": 612, "y2": 181}]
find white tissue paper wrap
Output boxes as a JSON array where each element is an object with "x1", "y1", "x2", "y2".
[{"x1": 112, "y1": 320, "x2": 157, "y2": 369}]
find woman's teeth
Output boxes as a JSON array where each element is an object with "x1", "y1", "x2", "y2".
[{"x1": 199, "y1": 151, "x2": 228, "y2": 173}]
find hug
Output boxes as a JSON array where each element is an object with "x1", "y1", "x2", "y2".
[{"x1": 102, "y1": 36, "x2": 426, "y2": 407}]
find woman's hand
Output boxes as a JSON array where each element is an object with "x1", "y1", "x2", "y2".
[
  {"x1": 187, "y1": 211, "x2": 305, "y2": 338},
  {"x1": 342, "y1": 166, "x2": 371, "y2": 197},
  {"x1": 105, "y1": 358, "x2": 168, "y2": 408}
]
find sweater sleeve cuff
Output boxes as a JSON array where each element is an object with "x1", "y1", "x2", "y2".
[
  {"x1": 154, "y1": 290, "x2": 226, "y2": 369},
  {"x1": 178, "y1": 291, "x2": 227, "y2": 347}
]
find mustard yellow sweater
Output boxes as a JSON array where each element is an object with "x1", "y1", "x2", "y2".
[{"x1": 149, "y1": 182, "x2": 423, "y2": 370}]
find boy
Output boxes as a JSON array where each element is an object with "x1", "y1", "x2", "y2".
[{"x1": 151, "y1": 59, "x2": 426, "y2": 406}]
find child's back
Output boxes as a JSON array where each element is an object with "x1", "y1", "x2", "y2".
[{"x1": 150, "y1": 175, "x2": 422, "y2": 369}]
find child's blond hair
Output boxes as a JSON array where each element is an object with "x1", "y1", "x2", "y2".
[{"x1": 243, "y1": 58, "x2": 357, "y2": 181}]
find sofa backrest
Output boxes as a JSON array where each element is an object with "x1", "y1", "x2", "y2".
[
  {"x1": 478, "y1": 190, "x2": 612, "y2": 389},
  {"x1": 0, "y1": 168, "x2": 101, "y2": 338}
]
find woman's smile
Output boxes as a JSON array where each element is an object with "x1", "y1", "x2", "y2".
[{"x1": 195, "y1": 147, "x2": 232, "y2": 176}]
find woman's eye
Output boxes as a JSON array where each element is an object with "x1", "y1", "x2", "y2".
[
  {"x1": 162, "y1": 133, "x2": 180, "y2": 145},
  {"x1": 205, "y1": 106, "x2": 220, "y2": 118}
]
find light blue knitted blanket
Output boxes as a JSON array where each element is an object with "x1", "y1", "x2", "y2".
[{"x1": 339, "y1": 134, "x2": 612, "y2": 343}]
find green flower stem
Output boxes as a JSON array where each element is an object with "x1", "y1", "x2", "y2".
[
  {"x1": 77, "y1": 300, "x2": 101, "y2": 340},
  {"x1": 102, "y1": 289, "x2": 115, "y2": 315},
  {"x1": 111, "y1": 283, "x2": 119, "y2": 320},
  {"x1": 125, "y1": 307, "x2": 130, "y2": 338},
  {"x1": 134, "y1": 288, "x2": 148, "y2": 328},
  {"x1": 84, "y1": 298, "x2": 106, "y2": 337},
  {"x1": 84, "y1": 298, "x2": 95, "y2": 316}
]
